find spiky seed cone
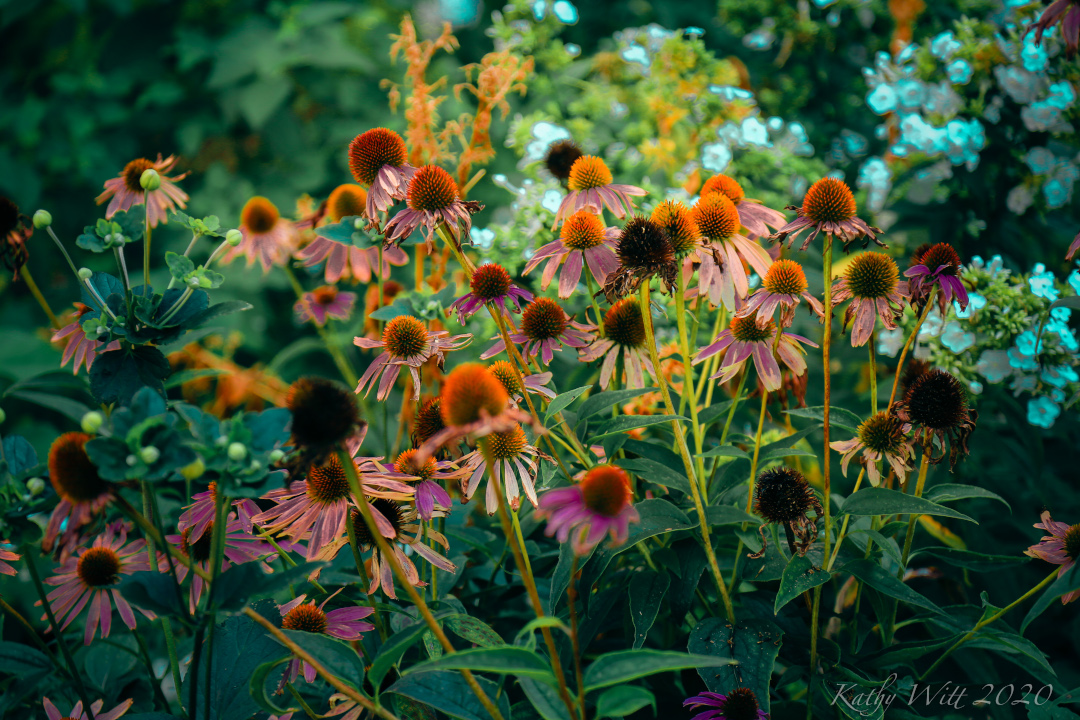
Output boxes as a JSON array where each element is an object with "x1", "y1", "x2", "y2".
[
  {"x1": 762, "y1": 259, "x2": 808, "y2": 296},
  {"x1": 488, "y1": 360, "x2": 523, "y2": 397},
  {"x1": 241, "y1": 197, "x2": 280, "y2": 234},
  {"x1": 285, "y1": 377, "x2": 362, "y2": 451},
  {"x1": 568, "y1": 156, "x2": 613, "y2": 191},
  {"x1": 857, "y1": 411, "x2": 907, "y2": 454},
  {"x1": 801, "y1": 177, "x2": 857, "y2": 224},
  {"x1": 691, "y1": 193, "x2": 740, "y2": 241},
  {"x1": 470, "y1": 264, "x2": 512, "y2": 300},
  {"x1": 48, "y1": 432, "x2": 108, "y2": 502},
  {"x1": 913, "y1": 242, "x2": 962, "y2": 276},
  {"x1": 904, "y1": 369, "x2": 969, "y2": 430},
  {"x1": 414, "y1": 398, "x2": 445, "y2": 444},
  {"x1": 521, "y1": 298, "x2": 568, "y2": 341},
  {"x1": 560, "y1": 210, "x2": 607, "y2": 250},
  {"x1": 718, "y1": 688, "x2": 763, "y2": 720},
  {"x1": 617, "y1": 216, "x2": 672, "y2": 270},
  {"x1": 441, "y1": 363, "x2": 509, "y2": 427},
  {"x1": 350, "y1": 500, "x2": 405, "y2": 545},
  {"x1": 603, "y1": 299, "x2": 646, "y2": 347},
  {"x1": 382, "y1": 316, "x2": 428, "y2": 358},
  {"x1": 700, "y1": 173, "x2": 745, "y2": 204},
  {"x1": 76, "y1": 547, "x2": 121, "y2": 587},
  {"x1": 282, "y1": 603, "x2": 328, "y2": 633},
  {"x1": 650, "y1": 200, "x2": 699, "y2": 257},
  {"x1": 729, "y1": 314, "x2": 774, "y2": 343},
  {"x1": 349, "y1": 128, "x2": 409, "y2": 185},
  {"x1": 544, "y1": 140, "x2": 584, "y2": 182},
  {"x1": 845, "y1": 252, "x2": 899, "y2": 299},
  {"x1": 407, "y1": 165, "x2": 459, "y2": 212},
  {"x1": 754, "y1": 467, "x2": 816, "y2": 524}
]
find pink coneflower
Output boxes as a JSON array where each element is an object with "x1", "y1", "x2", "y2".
[
  {"x1": 691, "y1": 193, "x2": 773, "y2": 311},
  {"x1": 693, "y1": 315, "x2": 817, "y2": 392},
  {"x1": 737, "y1": 258, "x2": 823, "y2": 329},
  {"x1": 354, "y1": 316, "x2": 472, "y2": 401},
  {"x1": 39, "y1": 521, "x2": 154, "y2": 645},
  {"x1": 278, "y1": 591, "x2": 374, "y2": 683},
  {"x1": 348, "y1": 128, "x2": 416, "y2": 219},
  {"x1": 578, "y1": 298, "x2": 657, "y2": 389},
  {"x1": 1029, "y1": 0, "x2": 1080, "y2": 57},
  {"x1": 177, "y1": 481, "x2": 262, "y2": 541},
  {"x1": 683, "y1": 688, "x2": 768, "y2": 720},
  {"x1": 459, "y1": 424, "x2": 545, "y2": 515},
  {"x1": 601, "y1": 216, "x2": 679, "y2": 302},
  {"x1": 295, "y1": 286, "x2": 356, "y2": 327},
  {"x1": 904, "y1": 242, "x2": 968, "y2": 314},
  {"x1": 221, "y1": 197, "x2": 298, "y2": 272},
  {"x1": 448, "y1": 263, "x2": 533, "y2": 323},
  {"x1": 701, "y1": 173, "x2": 786, "y2": 238},
  {"x1": 552, "y1": 156, "x2": 646, "y2": 227},
  {"x1": 1024, "y1": 511, "x2": 1080, "y2": 604},
  {"x1": 166, "y1": 514, "x2": 274, "y2": 613},
  {"x1": 253, "y1": 438, "x2": 414, "y2": 560},
  {"x1": 43, "y1": 697, "x2": 133, "y2": 720},
  {"x1": 53, "y1": 303, "x2": 121, "y2": 375},
  {"x1": 536, "y1": 464, "x2": 640, "y2": 555},
  {"x1": 481, "y1": 297, "x2": 592, "y2": 366},
  {"x1": 1067, "y1": 231, "x2": 1080, "y2": 260},
  {"x1": 487, "y1": 360, "x2": 556, "y2": 404},
  {"x1": 0, "y1": 542, "x2": 20, "y2": 575},
  {"x1": 832, "y1": 251, "x2": 908, "y2": 347},
  {"x1": 383, "y1": 165, "x2": 479, "y2": 249},
  {"x1": 830, "y1": 411, "x2": 914, "y2": 487},
  {"x1": 95, "y1": 155, "x2": 188, "y2": 228},
  {"x1": 523, "y1": 210, "x2": 620, "y2": 298},
  {"x1": 388, "y1": 448, "x2": 464, "y2": 521},
  {"x1": 43, "y1": 432, "x2": 115, "y2": 558},
  {"x1": 772, "y1": 177, "x2": 882, "y2": 251}
]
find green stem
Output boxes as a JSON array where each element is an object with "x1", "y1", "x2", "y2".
[
  {"x1": 143, "y1": 195, "x2": 152, "y2": 288},
  {"x1": 567, "y1": 554, "x2": 587, "y2": 720},
  {"x1": 898, "y1": 449, "x2": 931, "y2": 574},
  {"x1": 868, "y1": 330, "x2": 878, "y2": 416},
  {"x1": 674, "y1": 271, "x2": 706, "y2": 494},
  {"x1": 888, "y1": 296, "x2": 935, "y2": 408},
  {"x1": 826, "y1": 467, "x2": 866, "y2": 572},
  {"x1": 132, "y1": 626, "x2": 171, "y2": 710},
  {"x1": 345, "y1": 512, "x2": 388, "y2": 642},
  {"x1": 584, "y1": 271, "x2": 606, "y2": 337},
  {"x1": 730, "y1": 390, "x2": 769, "y2": 590},
  {"x1": 161, "y1": 618, "x2": 187, "y2": 718}
]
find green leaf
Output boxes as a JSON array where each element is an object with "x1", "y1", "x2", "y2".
[
  {"x1": 696, "y1": 445, "x2": 749, "y2": 459},
  {"x1": 583, "y1": 650, "x2": 737, "y2": 692},
  {"x1": 758, "y1": 446, "x2": 818, "y2": 461},
  {"x1": 704, "y1": 505, "x2": 760, "y2": 526},
  {"x1": 1022, "y1": 564, "x2": 1080, "y2": 633},
  {"x1": 164, "y1": 368, "x2": 228, "y2": 389},
  {"x1": 117, "y1": 572, "x2": 188, "y2": 618},
  {"x1": 545, "y1": 385, "x2": 591, "y2": 421},
  {"x1": 838, "y1": 487, "x2": 976, "y2": 523},
  {"x1": 188, "y1": 300, "x2": 254, "y2": 329},
  {"x1": 387, "y1": 671, "x2": 511, "y2": 720},
  {"x1": 236, "y1": 75, "x2": 292, "y2": 129},
  {"x1": 165, "y1": 251, "x2": 196, "y2": 280},
  {"x1": 405, "y1": 646, "x2": 556, "y2": 684},
  {"x1": 923, "y1": 483, "x2": 1010, "y2": 510},
  {"x1": 591, "y1": 414, "x2": 688, "y2": 439},
  {"x1": 576, "y1": 387, "x2": 655, "y2": 424},
  {"x1": 843, "y1": 558, "x2": 945, "y2": 615},
  {"x1": 393, "y1": 696, "x2": 438, "y2": 720},
  {"x1": 89, "y1": 345, "x2": 170, "y2": 406},
  {"x1": 369, "y1": 621, "x2": 428, "y2": 690},
  {"x1": 775, "y1": 554, "x2": 833, "y2": 613},
  {"x1": 596, "y1": 686, "x2": 656, "y2": 718},
  {"x1": 629, "y1": 571, "x2": 670, "y2": 649},
  {"x1": 912, "y1": 547, "x2": 1030, "y2": 572},
  {"x1": 0, "y1": 641, "x2": 51, "y2": 677},
  {"x1": 444, "y1": 615, "x2": 504, "y2": 648},
  {"x1": 615, "y1": 457, "x2": 690, "y2": 494},
  {"x1": 278, "y1": 630, "x2": 365, "y2": 690},
  {"x1": 209, "y1": 562, "x2": 323, "y2": 611},
  {"x1": 520, "y1": 676, "x2": 572, "y2": 720},
  {"x1": 687, "y1": 618, "x2": 783, "y2": 714},
  {"x1": 249, "y1": 658, "x2": 294, "y2": 715},
  {"x1": 786, "y1": 405, "x2": 863, "y2": 432},
  {"x1": 5, "y1": 389, "x2": 91, "y2": 425},
  {"x1": 85, "y1": 637, "x2": 138, "y2": 690}
]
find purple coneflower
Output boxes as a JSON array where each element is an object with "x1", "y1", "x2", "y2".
[
  {"x1": 355, "y1": 316, "x2": 472, "y2": 401},
  {"x1": 772, "y1": 177, "x2": 882, "y2": 251},
  {"x1": 737, "y1": 258, "x2": 823, "y2": 329},
  {"x1": 44, "y1": 697, "x2": 133, "y2": 720},
  {"x1": 552, "y1": 155, "x2": 646, "y2": 227},
  {"x1": 481, "y1": 297, "x2": 592, "y2": 366},
  {"x1": 389, "y1": 448, "x2": 464, "y2": 521},
  {"x1": 1024, "y1": 511, "x2": 1080, "y2": 604},
  {"x1": 891, "y1": 368, "x2": 977, "y2": 467},
  {"x1": 460, "y1": 424, "x2": 544, "y2": 515},
  {"x1": 683, "y1": 688, "x2": 768, "y2": 720},
  {"x1": 167, "y1": 514, "x2": 274, "y2": 612},
  {"x1": 52, "y1": 303, "x2": 121, "y2": 375},
  {"x1": 904, "y1": 242, "x2": 968, "y2": 314},
  {"x1": 284, "y1": 376, "x2": 367, "y2": 473},
  {"x1": 95, "y1": 155, "x2": 188, "y2": 228},
  {"x1": 348, "y1": 128, "x2": 416, "y2": 219},
  {"x1": 39, "y1": 521, "x2": 154, "y2": 645},
  {"x1": 601, "y1": 216, "x2": 679, "y2": 302},
  {"x1": 542, "y1": 139, "x2": 584, "y2": 187},
  {"x1": 295, "y1": 285, "x2": 356, "y2": 327},
  {"x1": 0, "y1": 543, "x2": 19, "y2": 575},
  {"x1": 278, "y1": 591, "x2": 374, "y2": 683},
  {"x1": 524, "y1": 209, "x2": 620, "y2": 298},
  {"x1": 536, "y1": 464, "x2": 640, "y2": 555},
  {"x1": 43, "y1": 432, "x2": 114, "y2": 558},
  {"x1": 831, "y1": 412, "x2": 914, "y2": 487},
  {"x1": 383, "y1": 165, "x2": 479, "y2": 249},
  {"x1": 487, "y1": 360, "x2": 556, "y2": 404},
  {"x1": 449, "y1": 263, "x2": 533, "y2": 322},
  {"x1": 1067, "y1": 231, "x2": 1080, "y2": 260},
  {"x1": 578, "y1": 298, "x2": 657, "y2": 389},
  {"x1": 701, "y1": 173, "x2": 786, "y2": 238},
  {"x1": 178, "y1": 481, "x2": 263, "y2": 541},
  {"x1": 832, "y1": 251, "x2": 908, "y2": 346},
  {"x1": 694, "y1": 315, "x2": 817, "y2": 392},
  {"x1": 1029, "y1": 0, "x2": 1080, "y2": 57},
  {"x1": 752, "y1": 467, "x2": 823, "y2": 558},
  {"x1": 691, "y1": 193, "x2": 773, "y2": 311},
  {"x1": 221, "y1": 196, "x2": 298, "y2": 272}
]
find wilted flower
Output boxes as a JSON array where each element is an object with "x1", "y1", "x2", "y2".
[
  {"x1": 383, "y1": 165, "x2": 479, "y2": 249},
  {"x1": 221, "y1": 196, "x2": 298, "y2": 272},
  {"x1": 691, "y1": 193, "x2": 774, "y2": 311},
  {"x1": 43, "y1": 432, "x2": 115, "y2": 558},
  {"x1": 482, "y1": 297, "x2": 592, "y2": 366},
  {"x1": 905, "y1": 242, "x2": 968, "y2": 314},
  {"x1": 43, "y1": 697, "x2": 133, "y2": 720},
  {"x1": 683, "y1": 688, "x2": 768, "y2": 720},
  {"x1": 524, "y1": 209, "x2": 620, "y2": 297},
  {"x1": 543, "y1": 139, "x2": 584, "y2": 186},
  {"x1": 449, "y1": 263, "x2": 533, "y2": 322},
  {"x1": 832, "y1": 252, "x2": 908, "y2": 346},
  {"x1": 578, "y1": 298, "x2": 657, "y2": 389},
  {"x1": 701, "y1": 173, "x2": 786, "y2": 238},
  {"x1": 553, "y1": 155, "x2": 646, "y2": 227},
  {"x1": 278, "y1": 591, "x2": 374, "y2": 683},
  {"x1": 95, "y1": 155, "x2": 188, "y2": 228},
  {"x1": 0, "y1": 543, "x2": 20, "y2": 576},
  {"x1": 892, "y1": 368, "x2": 978, "y2": 467},
  {"x1": 831, "y1": 411, "x2": 915, "y2": 486},
  {"x1": 460, "y1": 423, "x2": 545, "y2": 514},
  {"x1": 39, "y1": 521, "x2": 154, "y2": 644},
  {"x1": 167, "y1": 514, "x2": 274, "y2": 612},
  {"x1": 1029, "y1": 0, "x2": 1080, "y2": 57},
  {"x1": 355, "y1": 316, "x2": 472, "y2": 400},
  {"x1": 285, "y1": 376, "x2": 367, "y2": 469},
  {"x1": 52, "y1": 303, "x2": 121, "y2": 375},
  {"x1": 1067, "y1": 231, "x2": 1080, "y2": 261},
  {"x1": 737, "y1": 258, "x2": 823, "y2": 329},
  {"x1": 602, "y1": 216, "x2": 679, "y2": 302},
  {"x1": 536, "y1": 464, "x2": 640, "y2": 555},
  {"x1": 772, "y1": 177, "x2": 882, "y2": 251},
  {"x1": 694, "y1": 315, "x2": 817, "y2": 392},
  {"x1": 295, "y1": 286, "x2": 356, "y2": 327},
  {"x1": 750, "y1": 467, "x2": 822, "y2": 558},
  {"x1": 349, "y1": 128, "x2": 416, "y2": 219},
  {"x1": 389, "y1": 448, "x2": 464, "y2": 521},
  {"x1": 1024, "y1": 511, "x2": 1080, "y2": 604}
]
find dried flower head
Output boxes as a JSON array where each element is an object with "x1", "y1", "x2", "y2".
[
  {"x1": 286, "y1": 377, "x2": 364, "y2": 456},
  {"x1": 893, "y1": 368, "x2": 978, "y2": 467},
  {"x1": 832, "y1": 411, "x2": 914, "y2": 486},
  {"x1": 544, "y1": 140, "x2": 584, "y2": 183},
  {"x1": 602, "y1": 216, "x2": 677, "y2": 302},
  {"x1": 751, "y1": 466, "x2": 822, "y2": 557}
]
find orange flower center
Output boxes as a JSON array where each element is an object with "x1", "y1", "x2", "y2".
[
  {"x1": 580, "y1": 464, "x2": 632, "y2": 517},
  {"x1": 521, "y1": 298, "x2": 568, "y2": 341},
  {"x1": 913, "y1": 242, "x2": 962, "y2": 277},
  {"x1": 327, "y1": 184, "x2": 368, "y2": 222},
  {"x1": 480, "y1": 425, "x2": 527, "y2": 461},
  {"x1": 560, "y1": 210, "x2": 606, "y2": 250},
  {"x1": 407, "y1": 165, "x2": 459, "y2": 212},
  {"x1": 700, "y1": 174, "x2": 745, "y2": 204},
  {"x1": 77, "y1": 547, "x2": 121, "y2": 587},
  {"x1": 395, "y1": 449, "x2": 436, "y2": 482},
  {"x1": 488, "y1": 360, "x2": 523, "y2": 396},
  {"x1": 241, "y1": 196, "x2": 280, "y2": 234},
  {"x1": 48, "y1": 432, "x2": 108, "y2": 503},
  {"x1": 441, "y1": 363, "x2": 509, "y2": 426},
  {"x1": 122, "y1": 158, "x2": 156, "y2": 193},
  {"x1": 282, "y1": 603, "x2": 328, "y2": 634},
  {"x1": 762, "y1": 259, "x2": 808, "y2": 296},
  {"x1": 382, "y1": 315, "x2": 428, "y2": 358},
  {"x1": 349, "y1": 128, "x2": 409, "y2": 186},
  {"x1": 730, "y1": 314, "x2": 775, "y2": 343},
  {"x1": 306, "y1": 456, "x2": 356, "y2": 503},
  {"x1": 845, "y1": 252, "x2": 898, "y2": 299},
  {"x1": 567, "y1": 156, "x2": 613, "y2": 191},
  {"x1": 691, "y1": 194, "x2": 739, "y2": 241},
  {"x1": 470, "y1": 263, "x2": 512, "y2": 300},
  {"x1": 649, "y1": 200, "x2": 699, "y2": 256},
  {"x1": 801, "y1": 177, "x2": 857, "y2": 224},
  {"x1": 603, "y1": 299, "x2": 646, "y2": 348},
  {"x1": 857, "y1": 412, "x2": 906, "y2": 455},
  {"x1": 312, "y1": 286, "x2": 339, "y2": 305}
]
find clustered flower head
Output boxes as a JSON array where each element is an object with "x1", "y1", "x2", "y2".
[
  {"x1": 355, "y1": 315, "x2": 472, "y2": 401},
  {"x1": 222, "y1": 196, "x2": 298, "y2": 272},
  {"x1": 832, "y1": 251, "x2": 908, "y2": 347},
  {"x1": 44, "y1": 431, "x2": 115, "y2": 558},
  {"x1": 525, "y1": 209, "x2": 620, "y2": 298},
  {"x1": 553, "y1": 155, "x2": 646, "y2": 227},
  {"x1": 536, "y1": 464, "x2": 640, "y2": 555},
  {"x1": 284, "y1": 376, "x2": 367, "y2": 471},
  {"x1": 831, "y1": 411, "x2": 915, "y2": 486},
  {"x1": 579, "y1": 298, "x2": 657, "y2": 389},
  {"x1": 891, "y1": 368, "x2": 978, "y2": 467},
  {"x1": 701, "y1": 172, "x2": 786, "y2": 238},
  {"x1": 482, "y1": 297, "x2": 592, "y2": 366},
  {"x1": 95, "y1": 154, "x2": 189, "y2": 228},
  {"x1": 683, "y1": 688, "x2": 768, "y2": 720},
  {"x1": 383, "y1": 164, "x2": 480, "y2": 249},
  {"x1": 449, "y1": 262, "x2": 533, "y2": 322},
  {"x1": 295, "y1": 285, "x2": 356, "y2": 327},
  {"x1": 772, "y1": 176, "x2": 883, "y2": 251},
  {"x1": 1025, "y1": 511, "x2": 1080, "y2": 604},
  {"x1": 349, "y1": 127, "x2": 416, "y2": 219},
  {"x1": 905, "y1": 242, "x2": 969, "y2": 314},
  {"x1": 543, "y1": 139, "x2": 584, "y2": 186},
  {"x1": 750, "y1": 466, "x2": 822, "y2": 558},
  {"x1": 602, "y1": 216, "x2": 678, "y2": 302},
  {"x1": 738, "y1": 258, "x2": 823, "y2": 329},
  {"x1": 694, "y1": 314, "x2": 817, "y2": 392},
  {"x1": 690, "y1": 192, "x2": 773, "y2": 311}
]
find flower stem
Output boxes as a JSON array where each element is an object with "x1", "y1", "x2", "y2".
[
  {"x1": 729, "y1": 390, "x2": 769, "y2": 590},
  {"x1": 897, "y1": 448, "x2": 931, "y2": 575},
  {"x1": 161, "y1": 617, "x2": 186, "y2": 718},
  {"x1": 132, "y1": 625, "x2": 171, "y2": 711},
  {"x1": 345, "y1": 513, "x2": 388, "y2": 642},
  {"x1": 639, "y1": 281, "x2": 735, "y2": 623},
  {"x1": 825, "y1": 467, "x2": 866, "y2": 572},
  {"x1": 868, "y1": 330, "x2": 878, "y2": 415},
  {"x1": 674, "y1": 271, "x2": 706, "y2": 494},
  {"x1": 143, "y1": 197, "x2": 152, "y2": 288},
  {"x1": 567, "y1": 554, "x2": 587, "y2": 720},
  {"x1": 918, "y1": 568, "x2": 1060, "y2": 681},
  {"x1": 887, "y1": 296, "x2": 935, "y2": 408},
  {"x1": 339, "y1": 450, "x2": 507, "y2": 720},
  {"x1": 282, "y1": 264, "x2": 359, "y2": 389},
  {"x1": 20, "y1": 266, "x2": 61, "y2": 328},
  {"x1": 585, "y1": 271, "x2": 605, "y2": 338}
]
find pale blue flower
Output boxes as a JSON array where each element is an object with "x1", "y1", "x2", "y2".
[
  {"x1": 941, "y1": 321, "x2": 976, "y2": 353},
  {"x1": 954, "y1": 292, "x2": 986, "y2": 319},
  {"x1": 1008, "y1": 346, "x2": 1039, "y2": 371},
  {"x1": 1016, "y1": 330, "x2": 1043, "y2": 356},
  {"x1": 1028, "y1": 264, "x2": 1059, "y2": 301},
  {"x1": 976, "y1": 349, "x2": 1012, "y2": 383},
  {"x1": 1027, "y1": 396, "x2": 1060, "y2": 429},
  {"x1": 1041, "y1": 364, "x2": 1079, "y2": 388},
  {"x1": 877, "y1": 327, "x2": 905, "y2": 357}
]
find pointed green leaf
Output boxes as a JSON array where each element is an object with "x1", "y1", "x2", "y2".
[
  {"x1": 775, "y1": 554, "x2": 833, "y2": 613},
  {"x1": 583, "y1": 650, "x2": 737, "y2": 692}
]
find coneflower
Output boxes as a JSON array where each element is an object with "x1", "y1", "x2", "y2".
[
  {"x1": 553, "y1": 155, "x2": 646, "y2": 227},
  {"x1": 831, "y1": 411, "x2": 915, "y2": 486},
  {"x1": 285, "y1": 377, "x2": 366, "y2": 468},
  {"x1": 354, "y1": 315, "x2": 472, "y2": 401},
  {"x1": 737, "y1": 258, "x2": 823, "y2": 329},
  {"x1": 536, "y1": 464, "x2": 640, "y2": 555},
  {"x1": 578, "y1": 298, "x2": 657, "y2": 389},
  {"x1": 95, "y1": 154, "x2": 189, "y2": 228},
  {"x1": 892, "y1": 368, "x2": 978, "y2": 467},
  {"x1": 383, "y1": 165, "x2": 481, "y2": 249},
  {"x1": 683, "y1": 688, "x2": 768, "y2": 720},
  {"x1": 701, "y1": 173, "x2": 786, "y2": 238},
  {"x1": 543, "y1": 139, "x2": 584, "y2": 185},
  {"x1": 524, "y1": 209, "x2": 620, "y2": 298},
  {"x1": 221, "y1": 196, "x2": 298, "y2": 272},
  {"x1": 602, "y1": 216, "x2": 678, "y2": 302},
  {"x1": 448, "y1": 262, "x2": 533, "y2": 323},
  {"x1": 481, "y1": 297, "x2": 593, "y2": 366},
  {"x1": 905, "y1": 242, "x2": 968, "y2": 314},
  {"x1": 43, "y1": 432, "x2": 115, "y2": 559},
  {"x1": 348, "y1": 127, "x2": 416, "y2": 218},
  {"x1": 690, "y1": 193, "x2": 773, "y2": 311},
  {"x1": 750, "y1": 467, "x2": 822, "y2": 557},
  {"x1": 772, "y1": 177, "x2": 882, "y2": 251},
  {"x1": 831, "y1": 251, "x2": 908, "y2": 346}
]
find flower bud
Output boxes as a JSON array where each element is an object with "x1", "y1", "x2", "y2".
[
  {"x1": 269, "y1": 449, "x2": 285, "y2": 463},
  {"x1": 187, "y1": 277, "x2": 201, "y2": 288},
  {"x1": 180, "y1": 457, "x2": 205, "y2": 481},
  {"x1": 139, "y1": 446, "x2": 161, "y2": 464},
  {"x1": 126, "y1": 454, "x2": 138, "y2": 467},
  {"x1": 26, "y1": 477, "x2": 46, "y2": 495},
  {"x1": 227, "y1": 442, "x2": 247, "y2": 461},
  {"x1": 226, "y1": 229, "x2": 243, "y2": 247},
  {"x1": 78, "y1": 267, "x2": 94, "y2": 280},
  {"x1": 249, "y1": 460, "x2": 262, "y2": 471},
  {"x1": 140, "y1": 168, "x2": 162, "y2": 191},
  {"x1": 33, "y1": 209, "x2": 52, "y2": 228},
  {"x1": 81, "y1": 411, "x2": 104, "y2": 433}
]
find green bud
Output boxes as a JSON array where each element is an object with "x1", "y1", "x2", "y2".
[
  {"x1": 249, "y1": 460, "x2": 262, "y2": 471},
  {"x1": 126, "y1": 454, "x2": 138, "y2": 467},
  {"x1": 180, "y1": 457, "x2": 206, "y2": 481},
  {"x1": 269, "y1": 449, "x2": 286, "y2": 463},
  {"x1": 226, "y1": 229, "x2": 243, "y2": 247},
  {"x1": 227, "y1": 442, "x2": 247, "y2": 461},
  {"x1": 33, "y1": 209, "x2": 52, "y2": 229},
  {"x1": 139, "y1": 446, "x2": 161, "y2": 464},
  {"x1": 140, "y1": 168, "x2": 162, "y2": 191},
  {"x1": 81, "y1": 411, "x2": 104, "y2": 433},
  {"x1": 26, "y1": 477, "x2": 45, "y2": 495},
  {"x1": 78, "y1": 267, "x2": 94, "y2": 280},
  {"x1": 353, "y1": 218, "x2": 364, "y2": 230},
  {"x1": 187, "y1": 277, "x2": 201, "y2": 288}
]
